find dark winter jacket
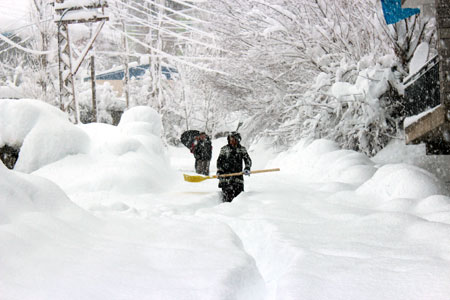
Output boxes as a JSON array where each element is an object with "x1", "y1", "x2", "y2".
[
  {"x1": 216, "y1": 143, "x2": 252, "y2": 187},
  {"x1": 192, "y1": 137, "x2": 212, "y2": 161}
]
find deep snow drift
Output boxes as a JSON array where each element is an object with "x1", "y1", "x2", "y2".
[{"x1": 1, "y1": 99, "x2": 450, "y2": 300}]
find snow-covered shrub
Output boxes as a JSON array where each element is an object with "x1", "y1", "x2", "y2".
[
  {"x1": 356, "y1": 164, "x2": 444, "y2": 201},
  {"x1": 78, "y1": 81, "x2": 126, "y2": 125},
  {"x1": 118, "y1": 106, "x2": 168, "y2": 160},
  {"x1": 191, "y1": 0, "x2": 433, "y2": 156},
  {"x1": 316, "y1": 65, "x2": 404, "y2": 156},
  {"x1": 119, "y1": 106, "x2": 162, "y2": 136},
  {"x1": 267, "y1": 139, "x2": 376, "y2": 186},
  {"x1": 0, "y1": 99, "x2": 90, "y2": 172},
  {"x1": 33, "y1": 106, "x2": 173, "y2": 195}
]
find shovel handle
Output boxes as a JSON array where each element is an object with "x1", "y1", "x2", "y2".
[{"x1": 215, "y1": 168, "x2": 280, "y2": 178}]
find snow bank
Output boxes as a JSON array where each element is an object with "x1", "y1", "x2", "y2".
[
  {"x1": 34, "y1": 105, "x2": 173, "y2": 195},
  {"x1": 0, "y1": 163, "x2": 93, "y2": 224},
  {"x1": 373, "y1": 138, "x2": 450, "y2": 188},
  {"x1": 118, "y1": 106, "x2": 166, "y2": 158},
  {"x1": 0, "y1": 163, "x2": 265, "y2": 300},
  {"x1": 267, "y1": 139, "x2": 376, "y2": 186},
  {"x1": 0, "y1": 99, "x2": 90, "y2": 173},
  {"x1": 119, "y1": 105, "x2": 162, "y2": 136},
  {"x1": 357, "y1": 164, "x2": 444, "y2": 201},
  {"x1": 266, "y1": 138, "x2": 445, "y2": 203},
  {"x1": 0, "y1": 85, "x2": 23, "y2": 99},
  {"x1": 247, "y1": 137, "x2": 280, "y2": 169},
  {"x1": 0, "y1": 104, "x2": 266, "y2": 299},
  {"x1": 2, "y1": 98, "x2": 450, "y2": 300},
  {"x1": 199, "y1": 138, "x2": 450, "y2": 300}
]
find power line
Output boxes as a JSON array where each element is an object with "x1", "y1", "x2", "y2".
[
  {"x1": 0, "y1": 17, "x2": 54, "y2": 34},
  {"x1": 0, "y1": 32, "x2": 56, "y2": 55}
]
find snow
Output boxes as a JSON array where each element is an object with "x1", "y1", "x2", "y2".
[
  {"x1": 373, "y1": 138, "x2": 450, "y2": 189},
  {"x1": 266, "y1": 139, "x2": 375, "y2": 186},
  {"x1": 0, "y1": 99, "x2": 90, "y2": 173},
  {"x1": 53, "y1": 0, "x2": 107, "y2": 10},
  {"x1": 0, "y1": 0, "x2": 30, "y2": 31},
  {"x1": 409, "y1": 42, "x2": 429, "y2": 75},
  {"x1": 331, "y1": 82, "x2": 361, "y2": 99},
  {"x1": 0, "y1": 33, "x2": 56, "y2": 55},
  {"x1": 1, "y1": 100, "x2": 450, "y2": 299},
  {"x1": 119, "y1": 105, "x2": 162, "y2": 136},
  {"x1": 356, "y1": 163, "x2": 443, "y2": 200},
  {"x1": 33, "y1": 106, "x2": 172, "y2": 195},
  {"x1": 0, "y1": 86, "x2": 24, "y2": 99},
  {"x1": 403, "y1": 104, "x2": 439, "y2": 128},
  {"x1": 1, "y1": 160, "x2": 264, "y2": 299},
  {"x1": 58, "y1": 10, "x2": 107, "y2": 23},
  {"x1": 331, "y1": 66, "x2": 392, "y2": 101},
  {"x1": 262, "y1": 17, "x2": 286, "y2": 38}
]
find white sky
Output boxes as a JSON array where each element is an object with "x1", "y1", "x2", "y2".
[
  {"x1": 1, "y1": 99, "x2": 450, "y2": 299},
  {"x1": 0, "y1": 0, "x2": 31, "y2": 31}
]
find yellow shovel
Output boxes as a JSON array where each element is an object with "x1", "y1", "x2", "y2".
[{"x1": 183, "y1": 168, "x2": 280, "y2": 183}]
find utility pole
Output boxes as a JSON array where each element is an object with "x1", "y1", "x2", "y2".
[
  {"x1": 121, "y1": 18, "x2": 130, "y2": 109},
  {"x1": 53, "y1": 0, "x2": 108, "y2": 123},
  {"x1": 90, "y1": 53, "x2": 97, "y2": 122}
]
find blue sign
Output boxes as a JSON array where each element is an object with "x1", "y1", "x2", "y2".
[{"x1": 381, "y1": 0, "x2": 420, "y2": 24}]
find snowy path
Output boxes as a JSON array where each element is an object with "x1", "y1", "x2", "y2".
[
  {"x1": 164, "y1": 142, "x2": 450, "y2": 300},
  {"x1": 199, "y1": 175, "x2": 450, "y2": 300},
  {"x1": 62, "y1": 142, "x2": 449, "y2": 300}
]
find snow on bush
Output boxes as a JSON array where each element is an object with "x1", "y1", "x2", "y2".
[
  {"x1": 77, "y1": 81, "x2": 126, "y2": 124},
  {"x1": 119, "y1": 106, "x2": 162, "y2": 136},
  {"x1": 324, "y1": 66, "x2": 401, "y2": 155},
  {"x1": 34, "y1": 106, "x2": 172, "y2": 195},
  {"x1": 266, "y1": 138, "x2": 445, "y2": 203},
  {"x1": 267, "y1": 139, "x2": 376, "y2": 186},
  {"x1": 356, "y1": 164, "x2": 444, "y2": 202},
  {"x1": 0, "y1": 99, "x2": 90, "y2": 173},
  {"x1": 118, "y1": 106, "x2": 166, "y2": 158}
]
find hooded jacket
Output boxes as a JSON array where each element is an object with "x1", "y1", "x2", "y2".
[
  {"x1": 192, "y1": 136, "x2": 212, "y2": 161},
  {"x1": 216, "y1": 141, "x2": 251, "y2": 187}
]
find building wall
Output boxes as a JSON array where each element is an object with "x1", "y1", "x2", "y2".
[
  {"x1": 436, "y1": 0, "x2": 450, "y2": 108},
  {"x1": 96, "y1": 80, "x2": 124, "y2": 96},
  {"x1": 403, "y1": 0, "x2": 435, "y2": 17}
]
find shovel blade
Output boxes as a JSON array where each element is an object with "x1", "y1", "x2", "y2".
[{"x1": 183, "y1": 174, "x2": 213, "y2": 182}]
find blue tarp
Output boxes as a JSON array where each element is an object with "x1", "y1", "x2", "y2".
[{"x1": 381, "y1": 0, "x2": 420, "y2": 24}]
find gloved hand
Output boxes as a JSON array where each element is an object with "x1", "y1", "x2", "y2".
[{"x1": 243, "y1": 169, "x2": 250, "y2": 176}]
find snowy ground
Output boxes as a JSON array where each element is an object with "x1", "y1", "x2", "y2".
[{"x1": 1, "y1": 100, "x2": 450, "y2": 300}]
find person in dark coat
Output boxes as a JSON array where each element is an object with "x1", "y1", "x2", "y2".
[
  {"x1": 216, "y1": 132, "x2": 252, "y2": 202},
  {"x1": 191, "y1": 132, "x2": 212, "y2": 175}
]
